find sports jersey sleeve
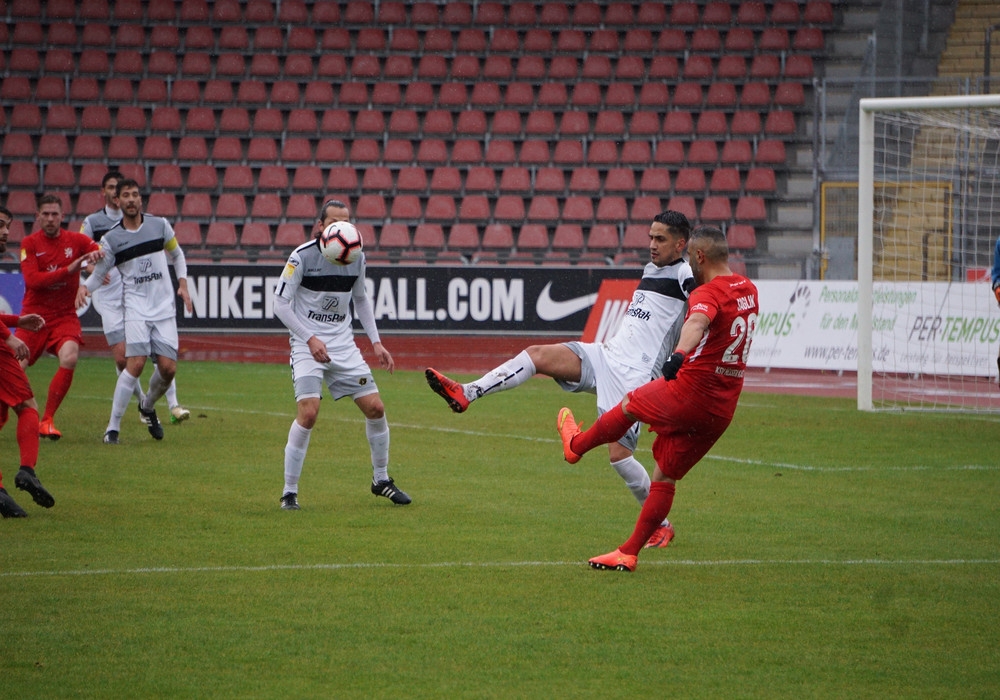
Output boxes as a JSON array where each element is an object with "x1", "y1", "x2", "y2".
[
  {"x1": 164, "y1": 222, "x2": 188, "y2": 281},
  {"x1": 351, "y1": 263, "x2": 381, "y2": 345},
  {"x1": 273, "y1": 251, "x2": 312, "y2": 342},
  {"x1": 84, "y1": 239, "x2": 116, "y2": 293},
  {"x1": 0, "y1": 314, "x2": 17, "y2": 338}
]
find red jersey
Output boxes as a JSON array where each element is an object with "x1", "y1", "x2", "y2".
[
  {"x1": 19, "y1": 228, "x2": 99, "y2": 321},
  {"x1": 675, "y1": 274, "x2": 759, "y2": 406}
]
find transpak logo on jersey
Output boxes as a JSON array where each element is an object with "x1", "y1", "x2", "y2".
[{"x1": 580, "y1": 279, "x2": 640, "y2": 343}]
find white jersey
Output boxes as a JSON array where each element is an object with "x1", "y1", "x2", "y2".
[
  {"x1": 603, "y1": 258, "x2": 694, "y2": 377},
  {"x1": 85, "y1": 214, "x2": 184, "y2": 322},
  {"x1": 274, "y1": 238, "x2": 371, "y2": 360},
  {"x1": 81, "y1": 206, "x2": 124, "y2": 306}
]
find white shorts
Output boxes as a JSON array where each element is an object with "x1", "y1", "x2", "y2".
[
  {"x1": 124, "y1": 316, "x2": 178, "y2": 361},
  {"x1": 92, "y1": 288, "x2": 125, "y2": 345},
  {"x1": 556, "y1": 341, "x2": 646, "y2": 452},
  {"x1": 290, "y1": 340, "x2": 378, "y2": 402}
]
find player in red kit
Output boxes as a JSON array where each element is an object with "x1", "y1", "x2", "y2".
[
  {"x1": 16, "y1": 194, "x2": 100, "y2": 440},
  {"x1": 0, "y1": 205, "x2": 55, "y2": 517},
  {"x1": 556, "y1": 225, "x2": 759, "y2": 572}
]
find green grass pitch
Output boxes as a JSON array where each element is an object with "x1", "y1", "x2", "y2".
[{"x1": 2, "y1": 357, "x2": 998, "y2": 698}]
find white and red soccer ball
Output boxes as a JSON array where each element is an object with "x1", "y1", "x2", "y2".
[{"x1": 319, "y1": 221, "x2": 363, "y2": 265}]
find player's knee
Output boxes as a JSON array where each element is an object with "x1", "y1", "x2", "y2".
[{"x1": 357, "y1": 396, "x2": 385, "y2": 420}]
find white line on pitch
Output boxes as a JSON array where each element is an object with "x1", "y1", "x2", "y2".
[
  {"x1": 72, "y1": 394, "x2": 1000, "y2": 472},
  {"x1": 3, "y1": 558, "x2": 999, "y2": 579}
]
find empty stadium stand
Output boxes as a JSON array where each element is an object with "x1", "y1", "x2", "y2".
[{"x1": 0, "y1": 0, "x2": 840, "y2": 267}]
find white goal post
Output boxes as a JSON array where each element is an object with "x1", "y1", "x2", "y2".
[{"x1": 858, "y1": 94, "x2": 1000, "y2": 412}]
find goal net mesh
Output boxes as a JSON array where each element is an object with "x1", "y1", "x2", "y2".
[{"x1": 866, "y1": 102, "x2": 1000, "y2": 412}]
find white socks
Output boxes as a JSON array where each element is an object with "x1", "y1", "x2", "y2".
[
  {"x1": 610, "y1": 456, "x2": 651, "y2": 505},
  {"x1": 467, "y1": 350, "x2": 537, "y2": 402},
  {"x1": 283, "y1": 420, "x2": 312, "y2": 494},
  {"x1": 108, "y1": 370, "x2": 140, "y2": 432},
  {"x1": 366, "y1": 416, "x2": 390, "y2": 483}
]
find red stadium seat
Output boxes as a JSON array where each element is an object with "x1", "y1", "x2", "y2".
[
  {"x1": 552, "y1": 223, "x2": 585, "y2": 250},
  {"x1": 666, "y1": 196, "x2": 697, "y2": 220},
  {"x1": 499, "y1": 167, "x2": 531, "y2": 194},
  {"x1": 675, "y1": 168, "x2": 706, "y2": 193},
  {"x1": 413, "y1": 224, "x2": 445, "y2": 250},
  {"x1": 688, "y1": 140, "x2": 719, "y2": 164},
  {"x1": 727, "y1": 224, "x2": 757, "y2": 250},
  {"x1": 648, "y1": 57, "x2": 680, "y2": 81},
  {"x1": 653, "y1": 141, "x2": 685, "y2": 165},
  {"x1": 697, "y1": 111, "x2": 728, "y2": 136},
  {"x1": 211, "y1": 138, "x2": 244, "y2": 163},
  {"x1": 527, "y1": 196, "x2": 560, "y2": 224},
  {"x1": 741, "y1": 83, "x2": 772, "y2": 108},
  {"x1": 755, "y1": 140, "x2": 787, "y2": 164},
  {"x1": 774, "y1": 82, "x2": 806, "y2": 107},
  {"x1": 452, "y1": 140, "x2": 485, "y2": 165},
  {"x1": 416, "y1": 139, "x2": 449, "y2": 166},
  {"x1": 737, "y1": 1, "x2": 767, "y2": 24},
  {"x1": 716, "y1": 56, "x2": 747, "y2": 81},
  {"x1": 596, "y1": 196, "x2": 628, "y2": 223},
  {"x1": 670, "y1": 1, "x2": 699, "y2": 25},
  {"x1": 735, "y1": 196, "x2": 767, "y2": 221},
  {"x1": 258, "y1": 165, "x2": 289, "y2": 191},
  {"x1": 700, "y1": 196, "x2": 732, "y2": 223},
  {"x1": 759, "y1": 28, "x2": 790, "y2": 51},
  {"x1": 795, "y1": 28, "x2": 825, "y2": 51},
  {"x1": 549, "y1": 56, "x2": 579, "y2": 81},
  {"x1": 397, "y1": 167, "x2": 428, "y2": 194},
  {"x1": 292, "y1": 166, "x2": 325, "y2": 191},
  {"x1": 327, "y1": 167, "x2": 358, "y2": 193},
  {"x1": 690, "y1": 28, "x2": 721, "y2": 52},
  {"x1": 187, "y1": 165, "x2": 218, "y2": 191},
  {"x1": 568, "y1": 168, "x2": 601, "y2": 194},
  {"x1": 447, "y1": 224, "x2": 481, "y2": 252},
  {"x1": 673, "y1": 83, "x2": 703, "y2": 108},
  {"x1": 709, "y1": 168, "x2": 742, "y2": 193},
  {"x1": 804, "y1": 1, "x2": 834, "y2": 24},
  {"x1": 745, "y1": 168, "x2": 777, "y2": 193},
  {"x1": 519, "y1": 140, "x2": 550, "y2": 166},
  {"x1": 663, "y1": 112, "x2": 694, "y2": 136},
  {"x1": 423, "y1": 110, "x2": 455, "y2": 137},
  {"x1": 725, "y1": 28, "x2": 755, "y2": 52},
  {"x1": 465, "y1": 167, "x2": 497, "y2": 194},
  {"x1": 561, "y1": 198, "x2": 594, "y2": 224},
  {"x1": 587, "y1": 141, "x2": 618, "y2": 166},
  {"x1": 587, "y1": 225, "x2": 620, "y2": 254},
  {"x1": 731, "y1": 111, "x2": 763, "y2": 135},
  {"x1": 425, "y1": 195, "x2": 457, "y2": 222},
  {"x1": 765, "y1": 110, "x2": 797, "y2": 136},
  {"x1": 390, "y1": 195, "x2": 423, "y2": 221},
  {"x1": 594, "y1": 111, "x2": 626, "y2": 136},
  {"x1": 205, "y1": 222, "x2": 238, "y2": 247},
  {"x1": 621, "y1": 141, "x2": 651, "y2": 165},
  {"x1": 750, "y1": 55, "x2": 782, "y2": 80},
  {"x1": 631, "y1": 196, "x2": 663, "y2": 222},
  {"x1": 558, "y1": 112, "x2": 589, "y2": 138},
  {"x1": 494, "y1": 196, "x2": 527, "y2": 222},
  {"x1": 274, "y1": 224, "x2": 308, "y2": 249},
  {"x1": 630, "y1": 112, "x2": 661, "y2": 137},
  {"x1": 535, "y1": 168, "x2": 566, "y2": 194},
  {"x1": 484, "y1": 140, "x2": 515, "y2": 166},
  {"x1": 149, "y1": 193, "x2": 179, "y2": 218},
  {"x1": 553, "y1": 141, "x2": 585, "y2": 166},
  {"x1": 606, "y1": 168, "x2": 639, "y2": 193},
  {"x1": 721, "y1": 140, "x2": 753, "y2": 165},
  {"x1": 430, "y1": 167, "x2": 463, "y2": 193},
  {"x1": 458, "y1": 195, "x2": 491, "y2": 223}
]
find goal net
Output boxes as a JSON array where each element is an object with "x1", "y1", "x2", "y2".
[{"x1": 858, "y1": 94, "x2": 1000, "y2": 412}]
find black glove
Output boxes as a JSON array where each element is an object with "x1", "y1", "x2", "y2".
[{"x1": 661, "y1": 351, "x2": 686, "y2": 381}]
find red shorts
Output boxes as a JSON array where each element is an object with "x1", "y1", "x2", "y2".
[
  {"x1": 625, "y1": 378, "x2": 737, "y2": 481},
  {"x1": 0, "y1": 348, "x2": 34, "y2": 407},
  {"x1": 15, "y1": 314, "x2": 82, "y2": 366}
]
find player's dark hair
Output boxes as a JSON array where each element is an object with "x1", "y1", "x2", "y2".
[
  {"x1": 653, "y1": 210, "x2": 692, "y2": 240},
  {"x1": 102, "y1": 170, "x2": 125, "y2": 187},
  {"x1": 690, "y1": 224, "x2": 729, "y2": 261},
  {"x1": 320, "y1": 199, "x2": 349, "y2": 221},
  {"x1": 36, "y1": 193, "x2": 63, "y2": 210},
  {"x1": 115, "y1": 178, "x2": 141, "y2": 197},
  {"x1": 0, "y1": 204, "x2": 12, "y2": 220}
]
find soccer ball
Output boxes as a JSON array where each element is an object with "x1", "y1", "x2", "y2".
[{"x1": 319, "y1": 221, "x2": 363, "y2": 265}]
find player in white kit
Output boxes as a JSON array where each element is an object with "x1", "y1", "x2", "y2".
[
  {"x1": 427, "y1": 210, "x2": 693, "y2": 547},
  {"x1": 81, "y1": 170, "x2": 190, "y2": 425},
  {"x1": 274, "y1": 200, "x2": 410, "y2": 509},
  {"x1": 77, "y1": 179, "x2": 192, "y2": 444}
]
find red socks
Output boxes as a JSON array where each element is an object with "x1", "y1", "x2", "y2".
[
  {"x1": 569, "y1": 403, "x2": 635, "y2": 456},
  {"x1": 620, "y1": 481, "x2": 676, "y2": 556},
  {"x1": 43, "y1": 367, "x2": 73, "y2": 422},
  {"x1": 16, "y1": 406, "x2": 39, "y2": 468}
]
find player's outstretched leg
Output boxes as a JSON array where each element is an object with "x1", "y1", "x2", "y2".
[
  {"x1": 14, "y1": 466, "x2": 54, "y2": 508},
  {"x1": 556, "y1": 407, "x2": 583, "y2": 464},
  {"x1": 588, "y1": 549, "x2": 637, "y2": 572},
  {"x1": 425, "y1": 368, "x2": 470, "y2": 413}
]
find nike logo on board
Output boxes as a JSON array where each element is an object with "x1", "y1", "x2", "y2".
[{"x1": 535, "y1": 282, "x2": 598, "y2": 321}]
